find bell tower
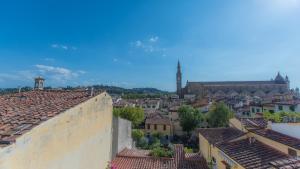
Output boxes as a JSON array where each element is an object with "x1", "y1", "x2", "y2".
[{"x1": 176, "y1": 61, "x2": 182, "y2": 98}]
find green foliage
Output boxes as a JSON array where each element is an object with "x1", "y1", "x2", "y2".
[
  {"x1": 136, "y1": 137, "x2": 148, "y2": 149},
  {"x1": 122, "y1": 93, "x2": 162, "y2": 99},
  {"x1": 184, "y1": 147, "x2": 194, "y2": 153},
  {"x1": 132, "y1": 129, "x2": 144, "y2": 141},
  {"x1": 207, "y1": 102, "x2": 233, "y2": 128},
  {"x1": 178, "y1": 105, "x2": 203, "y2": 135},
  {"x1": 113, "y1": 107, "x2": 144, "y2": 128},
  {"x1": 150, "y1": 147, "x2": 173, "y2": 158},
  {"x1": 149, "y1": 137, "x2": 161, "y2": 149},
  {"x1": 263, "y1": 111, "x2": 300, "y2": 123},
  {"x1": 92, "y1": 85, "x2": 168, "y2": 95},
  {"x1": 151, "y1": 132, "x2": 162, "y2": 139},
  {"x1": 263, "y1": 111, "x2": 281, "y2": 122}
]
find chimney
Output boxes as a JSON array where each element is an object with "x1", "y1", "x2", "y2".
[
  {"x1": 248, "y1": 137, "x2": 256, "y2": 144},
  {"x1": 90, "y1": 87, "x2": 94, "y2": 97},
  {"x1": 34, "y1": 76, "x2": 45, "y2": 90}
]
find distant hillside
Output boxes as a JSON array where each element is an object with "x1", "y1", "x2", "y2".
[
  {"x1": 91, "y1": 85, "x2": 169, "y2": 95},
  {"x1": 0, "y1": 85, "x2": 169, "y2": 96}
]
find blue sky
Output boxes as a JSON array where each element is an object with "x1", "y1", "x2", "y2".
[{"x1": 0, "y1": 0, "x2": 300, "y2": 91}]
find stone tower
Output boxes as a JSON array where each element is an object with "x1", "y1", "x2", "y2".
[
  {"x1": 34, "y1": 76, "x2": 45, "y2": 90},
  {"x1": 176, "y1": 61, "x2": 182, "y2": 97}
]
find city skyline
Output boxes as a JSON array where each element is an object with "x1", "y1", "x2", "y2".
[{"x1": 1, "y1": 0, "x2": 300, "y2": 91}]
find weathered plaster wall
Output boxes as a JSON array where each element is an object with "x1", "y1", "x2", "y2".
[
  {"x1": 111, "y1": 117, "x2": 132, "y2": 158},
  {"x1": 0, "y1": 92, "x2": 113, "y2": 169},
  {"x1": 199, "y1": 133, "x2": 210, "y2": 161}
]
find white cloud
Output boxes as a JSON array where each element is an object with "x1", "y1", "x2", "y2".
[
  {"x1": 51, "y1": 44, "x2": 59, "y2": 48},
  {"x1": 135, "y1": 40, "x2": 143, "y2": 47},
  {"x1": 132, "y1": 36, "x2": 163, "y2": 53},
  {"x1": 77, "y1": 70, "x2": 86, "y2": 74},
  {"x1": 51, "y1": 44, "x2": 77, "y2": 51},
  {"x1": 149, "y1": 36, "x2": 159, "y2": 43},
  {"x1": 0, "y1": 65, "x2": 86, "y2": 87},
  {"x1": 35, "y1": 64, "x2": 85, "y2": 83}
]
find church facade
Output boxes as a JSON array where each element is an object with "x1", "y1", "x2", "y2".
[{"x1": 176, "y1": 61, "x2": 290, "y2": 98}]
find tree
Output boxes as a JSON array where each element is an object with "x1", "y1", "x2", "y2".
[
  {"x1": 150, "y1": 147, "x2": 173, "y2": 158},
  {"x1": 263, "y1": 111, "x2": 300, "y2": 123},
  {"x1": 136, "y1": 137, "x2": 148, "y2": 149},
  {"x1": 178, "y1": 105, "x2": 203, "y2": 135},
  {"x1": 132, "y1": 129, "x2": 144, "y2": 141},
  {"x1": 113, "y1": 107, "x2": 144, "y2": 128},
  {"x1": 207, "y1": 102, "x2": 233, "y2": 127}
]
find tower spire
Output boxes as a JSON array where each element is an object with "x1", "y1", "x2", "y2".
[{"x1": 176, "y1": 60, "x2": 182, "y2": 98}]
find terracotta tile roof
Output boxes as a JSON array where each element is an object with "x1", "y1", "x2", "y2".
[
  {"x1": 118, "y1": 148, "x2": 151, "y2": 157},
  {"x1": 274, "y1": 100, "x2": 300, "y2": 106},
  {"x1": 240, "y1": 118, "x2": 268, "y2": 129},
  {"x1": 112, "y1": 156, "x2": 176, "y2": 169},
  {"x1": 112, "y1": 144, "x2": 209, "y2": 169},
  {"x1": 0, "y1": 90, "x2": 93, "y2": 146},
  {"x1": 185, "y1": 153, "x2": 203, "y2": 161},
  {"x1": 192, "y1": 99, "x2": 209, "y2": 108},
  {"x1": 145, "y1": 113, "x2": 171, "y2": 125},
  {"x1": 184, "y1": 153, "x2": 209, "y2": 169},
  {"x1": 249, "y1": 129, "x2": 300, "y2": 150},
  {"x1": 198, "y1": 128, "x2": 245, "y2": 145},
  {"x1": 269, "y1": 157, "x2": 300, "y2": 169},
  {"x1": 217, "y1": 139, "x2": 289, "y2": 169}
]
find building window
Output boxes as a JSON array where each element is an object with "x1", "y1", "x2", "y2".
[
  {"x1": 256, "y1": 109, "x2": 260, "y2": 113},
  {"x1": 147, "y1": 124, "x2": 150, "y2": 130},
  {"x1": 252, "y1": 108, "x2": 255, "y2": 113},
  {"x1": 154, "y1": 124, "x2": 157, "y2": 130},
  {"x1": 279, "y1": 105, "x2": 283, "y2": 111},
  {"x1": 163, "y1": 125, "x2": 166, "y2": 131},
  {"x1": 288, "y1": 148, "x2": 297, "y2": 157}
]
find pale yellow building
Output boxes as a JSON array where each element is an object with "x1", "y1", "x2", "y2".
[
  {"x1": 145, "y1": 113, "x2": 172, "y2": 138},
  {"x1": 0, "y1": 90, "x2": 113, "y2": 169},
  {"x1": 199, "y1": 118, "x2": 300, "y2": 169}
]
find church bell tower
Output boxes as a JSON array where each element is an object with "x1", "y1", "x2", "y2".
[{"x1": 176, "y1": 61, "x2": 182, "y2": 98}]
